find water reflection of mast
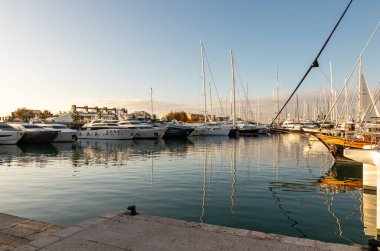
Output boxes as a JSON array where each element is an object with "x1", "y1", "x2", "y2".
[
  {"x1": 295, "y1": 138, "x2": 300, "y2": 167},
  {"x1": 230, "y1": 139, "x2": 237, "y2": 215},
  {"x1": 257, "y1": 139, "x2": 261, "y2": 170},
  {"x1": 318, "y1": 188, "x2": 354, "y2": 243},
  {"x1": 269, "y1": 135, "x2": 306, "y2": 237},
  {"x1": 200, "y1": 148, "x2": 208, "y2": 223},
  {"x1": 273, "y1": 134, "x2": 280, "y2": 182},
  {"x1": 151, "y1": 151, "x2": 154, "y2": 185}
]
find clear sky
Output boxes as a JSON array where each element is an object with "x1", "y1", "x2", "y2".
[{"x1": 1, "y1": 0, "x2": 380, "y2": 118}]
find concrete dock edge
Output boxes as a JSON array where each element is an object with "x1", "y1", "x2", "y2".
[{"x1": 9, "y1": 211, "x2": 363, "y2": 251}]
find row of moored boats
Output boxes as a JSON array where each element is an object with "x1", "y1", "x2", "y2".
[{"x1": 0, "y1": 119, "x2": 269, "y2": 145}]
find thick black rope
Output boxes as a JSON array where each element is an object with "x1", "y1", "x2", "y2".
[{"x1": 270, "y1": 0, "x2": 353, "y2": 126}]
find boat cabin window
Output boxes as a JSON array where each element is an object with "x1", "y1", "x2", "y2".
[
  {"x1": 22, "y1": 124, "x2": 41, "y2": 129},
  {"x1": 51, "y1": 125, "x2": 67, "y2": 129}
]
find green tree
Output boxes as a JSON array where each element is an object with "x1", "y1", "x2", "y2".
[
  {"x1": 11, "y1": 108, "x2": 35, "y2": 122},
  {"x1": 37, "y1": 110, "x2": 53, "y2": 119},
  {"x1": 71, "y1": 111, "x2": 79, "y2": 122}
]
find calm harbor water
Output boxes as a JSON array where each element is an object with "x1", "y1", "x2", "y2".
[{"x1": 0, "y1": 134, "x2": 370, "y2": 245}]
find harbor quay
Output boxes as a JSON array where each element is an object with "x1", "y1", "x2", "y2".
[{"x1": 1, "y1": 211, "x2": 361, "y2": 251}]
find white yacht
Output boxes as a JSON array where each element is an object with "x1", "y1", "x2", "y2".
[
  {"x1": 344, "y1": 147, "x2": 377, "y2": 166},
  {"x1": 8, "y1": 123, "x2": 59, "y2": 144},
  {"x1": 0, "y1": 123, "x2": 24, "y2": 144},
  {"x1": 37, "y1": 123, "x2": 77, "y2": 142},
  {"x1": 190, "y1": 122, "x2": 230, "y2": 136},
  {"x1": 117, "y1": 120, "x2": 166, "y2": 139},
  {"x1": 281, "y1": 120, "x2": 302, "y2": 130},
  {"x1": 77, "y1": 120, "x2": 135, "y2": 140},
  {"x1": 238, "y1": 121, "x2": 269, "y2": 135}
]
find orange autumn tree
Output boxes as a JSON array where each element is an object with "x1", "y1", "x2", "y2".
[
  {"x1": 11, "y1": 108, "x2": 53, "y2": 121},
  {"x1": 164, "y1": 111, "x2": 188, "y2": 122}
]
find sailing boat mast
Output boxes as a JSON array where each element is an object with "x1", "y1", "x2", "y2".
[
  {"x1": 275, "y1": 67, "x2": 280, "y2": 118},
  {"x1": 257, "y1": 96, "x2": 260, "y2": 123},
  {"x1": 150, "y1": 87, "x2": 154, "y2": 120},
  {"x1": 230, "y1": 50, "x2": 236, "y2": 128},
  {"x1": 200, "y1": 41, "x2": 207, "y2": 124},
  {"x1": 209, "y1": 81, "x2": 213, "y2": 119},
  {"x1": 329, "y1": 61, "x2": 335, "y2": 123},
  {"x1": 246, "y1": 82, "x2": 249, "y2": 121},
  {"x1": 296, "y1": 95, "x2": 299, "y2": 123}
]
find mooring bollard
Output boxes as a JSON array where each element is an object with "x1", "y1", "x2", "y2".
[
  {"x1": 368, "y1": 238, "x2": 380, "y2": 251},
  {"x1": 127, "y1": 205, "x2": 137, "y2": 216}
]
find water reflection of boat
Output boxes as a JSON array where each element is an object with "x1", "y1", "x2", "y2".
[
  {"x1": 162, "y1": 138, "x2": 192, "y2": 157},
  {"x1": 133, "y1": 139, "x2": 166, "y2": 154},
  {"x1": 315, "y1": 161, "x2": 363, "y2": 192},
  {"x1": 77, "y1": 139, "x2": 136, "y2": 150},
  {"x1": 76, "y1": 139, "x2": 136, "y2": 166},
  {"x1": 163, "y1": 138, "x2": 192, "y2": 147},
  {"x1": 1, "y1": 144, "x2": 59, "y2": 166},
  {"x1": 0, "y1": 144, "x2": 22, "y2": 156},
  {"x1": 363, "y1": 190, "x2": 376, "y2": 237},
  {"x1": 51, "y1": 142, "x2": 77, "y2": 152},
  {"x1": 0, "y1": 145, "x2": 23, "y2": 163},
  {"x1": 187, "y1": 136, "x2": 231, "y2": 146},
  {"x1": 18, "y1": 144, "x2": 58, "y2": 155}
]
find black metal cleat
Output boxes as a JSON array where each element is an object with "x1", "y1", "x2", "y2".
[
  {"x1": 368, "y1": 238, "x2": 380, "y2": 251},
  {"x1": 127, "y1": 205, "x2": 138, "y2": 216}
]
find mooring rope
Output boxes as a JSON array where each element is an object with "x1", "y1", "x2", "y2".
[{"x1": 270, "y1": 0, "x2": 353, "y2": 126}]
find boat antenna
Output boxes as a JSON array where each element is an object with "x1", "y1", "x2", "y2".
[{"x1": 270, "y1": 0, "x2": 353, "y2": 127}]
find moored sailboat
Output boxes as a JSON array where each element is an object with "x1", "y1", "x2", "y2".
[{"x1": 190, "y1": 41, "x2": 231, "y2": 137}]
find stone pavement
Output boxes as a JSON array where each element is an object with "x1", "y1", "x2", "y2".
[
  {"x1": 0, "y1": 213, "x2": 62, "y2": 250},
  {"x1": 12, "y1": 211, "x2": 362, "y2": 251}
]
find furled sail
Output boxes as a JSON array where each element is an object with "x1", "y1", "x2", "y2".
[{"x1": 357, "y1": 59, "x2": 379, "y2": 121}]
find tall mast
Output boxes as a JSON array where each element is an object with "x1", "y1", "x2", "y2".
[
  {"x1": 200, "y1": 41, "x2": 207, "y2": 124},
  {"x1": 344, "y1": 78, "x2": 348, "y2": 120},
  {"x1": 246, "y1": 82, "x2": 249, "y2": 121},
  {"x1": 329, "y1": 61, "x2": 334, "y2": 122},
  {"x1": 358, "y1": 57, "x2": 363, "y2": 121},
  {"x1": 150, "y1": 87, "x2": 153, "y2": 120},
  {"x1": 209, "y1": 81, "x2": 213, "y2": 119},
  {"x1": 230, "y1": 50, "x2": 236, "y2": 128},
  {"x1": 296, "y1": 94, "x2": 299, "y2": 122},
  {"x1": 257, "y1": 96, "x2": 260, "y2": 123},
  {"x1": 275, "y1": 67, "x2": 280, "y2": 117}
]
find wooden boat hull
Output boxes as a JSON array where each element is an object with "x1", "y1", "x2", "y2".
[
  {"x1": 314, "y1": 134, "x2": 372, "y2": 149},
  {"x1": 313, "y1": 133, "x2": 378, "y2": 159}
]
